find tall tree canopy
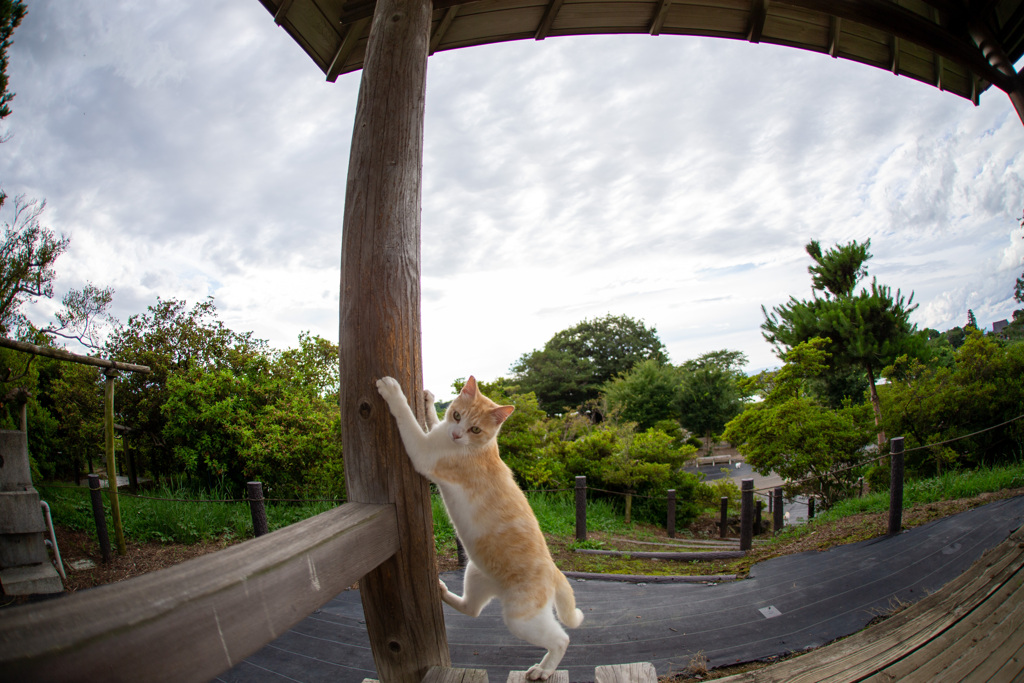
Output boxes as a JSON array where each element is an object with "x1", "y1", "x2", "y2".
[
  {"x1": 512, "y1": 314, "x2": 667, "y2": 415},
  {"x1": 762, "y1": 239, "x2": 922, "y2": 450},
  {"x1": 676, "y1": 349, "x2": 749, "y2": 446}
]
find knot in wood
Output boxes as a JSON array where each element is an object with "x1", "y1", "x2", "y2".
[
  {"x1": 390, "y1": 12, "x2": 404, "y2": 22},
  {"x1": 359, "y1": 401, "x2": 372, "y2": 419},
  {"x1": 387, "y1": 639, "x2": 401, "y2": 653}
]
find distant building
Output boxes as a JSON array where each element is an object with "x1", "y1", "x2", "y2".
[{"x1": 992, "y1": 319, "x2": 1009, "y2": 334}]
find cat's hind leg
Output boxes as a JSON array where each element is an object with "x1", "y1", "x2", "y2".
[
  {"x1": 503, "y1": 604, "x2": 570, "y2": 681},
  {"x1": 439, "y1": 560, "x2": 498, "y2": 617}
]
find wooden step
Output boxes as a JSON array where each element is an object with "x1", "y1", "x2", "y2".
[{"x1": 595, "y1": 662, "x2": 657, "y2": 683}]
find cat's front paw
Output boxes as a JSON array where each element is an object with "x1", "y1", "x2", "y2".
[
  {"x1": 423, "y1": 389, "x2": 436, "y2": 406},
  {"x1": 525, "y1": 665, "x2": 554, "y2": 681},
  {"x1": 375, "y1": 376, "x2": 405, "y2": 407}
]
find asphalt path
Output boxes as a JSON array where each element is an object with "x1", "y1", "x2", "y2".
[{"x1": 216, "y1": 495, "x2": 1024, "y2": 682}]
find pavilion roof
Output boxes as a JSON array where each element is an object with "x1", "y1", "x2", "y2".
[{"x1": 259, "y1": 0, "x2": 1024, "y2": 104}]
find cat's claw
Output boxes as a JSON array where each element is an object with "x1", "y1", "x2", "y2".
[{"x1": 376, "y1": 376, "x2": 404, "y2": 404}]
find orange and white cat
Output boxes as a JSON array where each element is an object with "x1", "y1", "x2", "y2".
[{"x1": 376, "y1": 375, "x2": 583, "y2": 680}]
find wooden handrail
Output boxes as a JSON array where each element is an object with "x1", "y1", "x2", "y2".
[{"x1": 0, "y1": 502, "x2": 399, "y2": 682}]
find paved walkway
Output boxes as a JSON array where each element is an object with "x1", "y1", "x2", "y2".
[{"x1": 216, "y1": 495, "x2": 1024, "y2": 682}]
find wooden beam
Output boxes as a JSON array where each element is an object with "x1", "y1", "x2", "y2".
[
  {"x1": 649, "y1": 0, "x2": 673, "y2": 36},
  {"x1": 0, "y1": 502, "x2": 399, "y2": 682},
  {"x1": 890, "y1": 33, "x2": 901, "y2": 74},
  {"x1": 431, "y1": 6, "x2": 461, "y2": 54},
  {"x1": 782, "y1": 0, "x2": 1015, "y2": 93},
  {"x1": 327, "y1": 17, "x2": 371, "y2": 82},
  {"x1": 535, "y1": 0, "x2": 565, "y2": 40},
  {"x1": 747, "y1": 0, "x2": 768, "y2": 44},
  {"x1": 0, "y1": 336, "x2": 151, "y2": 374},
  {"x1": 339, "y1": 0, "x2": 451, "y2": 680},
  {"x1": 829, "y1": 16, "x2": 841, "y2": 57},
  {"x1": 273, "y1": 0, "x2": 296, "y2": 24}
]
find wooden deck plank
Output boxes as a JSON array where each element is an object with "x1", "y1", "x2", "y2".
[
  {"x1": 594, "y1": 662, "x2": 657, "y2": 683},
  {"x1": 787, "y1": 542, "x2": 1024, "y2": 682},
  {"x1": 714, "y1": 526, "x2": 1024, "y2": 682},
  {"x1": 874, "y1": 565, "x2": 1024, "y2": 681},
  {"x1": 980, "y1": 636, "x2": 1024, "y2": 682}
]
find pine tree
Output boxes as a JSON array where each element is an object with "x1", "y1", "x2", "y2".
[{"x1": 762, "y1": 240, "x2": 922, "y2": 451}]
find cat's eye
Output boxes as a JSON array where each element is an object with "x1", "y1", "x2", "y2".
[
  {"x1": 470, "y1": 426, "x2": 482, "y2": 434},
  {"x1": 452, "y1": 411, "x2": 461, "y2": 422}
]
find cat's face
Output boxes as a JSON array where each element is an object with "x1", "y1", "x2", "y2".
[{"x1": 444, "y1": 376, "x2": 514, "y2": 448}]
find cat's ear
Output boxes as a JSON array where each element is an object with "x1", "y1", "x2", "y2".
[
  {"x1": 491, "y1": 404, "x2": 515, "y2": 425},
  {"x1": 461, "y1": 376, "x2": 478, "y2": 398}
]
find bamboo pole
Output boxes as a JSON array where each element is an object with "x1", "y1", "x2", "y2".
[{"x1": 103, "y1": 369, "x2": 126, "y2": 555}]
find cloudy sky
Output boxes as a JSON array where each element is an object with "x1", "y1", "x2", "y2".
[{"x1": 4, "y1": 0, "x2": 1023, "y2": 399}]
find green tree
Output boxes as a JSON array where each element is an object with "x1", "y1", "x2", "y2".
[
  {"x1": 0, "y1": 197, "x2": 69, "y2": 338},
  {"x1": 512, "y1": 314, "x2": 668, "y2": 415},
  {"x1": 0, "y1": 0, "x2": 25, "y2": 125},
  {"x1": 880, "y1": 332, "x2": 1024, "y2": 473},
  {"x1": 603, "y1": 358, "x2": 679, "y2": 430},
  {"x1": 723, "y1": 339, "x2": 874, "y2": 507},
  {"x1": 105, "y1": 297, "x2": 266, "y2": 482},
  {"x1": 762, "y1": 239, "x2": 922, "y2": 450},
  {"x1": 676, "y1": 350, "x2": 748, "y2": 448}
]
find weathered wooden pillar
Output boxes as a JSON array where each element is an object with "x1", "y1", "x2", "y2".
[
  {"x1": 103, "y1": 369, "x2": 126, "y2": 555},
  {"x1": 338, "y1": 0, "x2": 448, "y2": 678}
]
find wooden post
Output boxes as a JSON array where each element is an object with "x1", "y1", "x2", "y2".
[
  {"x1": 87, "y1": 474, "x2": 112, "y2": 563},
  {"x1": 247, "y1": 482, "x2": 269, "y2": 537},
  {"x1": 337, "y1": 0, "x2": 448, "y2": 677},
  {"x1": 754, "y1": 499, "x2": 763, "y2": 535},
  {"x1": 575, "y1": 476, "x2": 587, "y2": 542},
  {"x1": 888, "y1": 437, "x2": 905, "y2": 536},
  {"x1": 719, "y1": 496, "x2": 728, "y2": 539},
  {"x1": 624, "y1": 492, "x2": 633, "y2": 525},
  {"x1": 808, "y1": 496, "x2": 815, "y2": 520},
  {"x1": 103, "y1": 369, "x2": 126, "y2": 555},
  {"x1": 666, "y1": 489, "x2": 676, "y2": 539},
  {"x1": 773, "y1": 487, "x2": 784, "y2": 534},
  {"x1": 739, "y1": 478, "x2": 753, "y2": 551}
]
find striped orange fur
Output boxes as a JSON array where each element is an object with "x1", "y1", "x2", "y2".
[{"x1": 376, "y1": 375, "x2": 583, "y2": 680}]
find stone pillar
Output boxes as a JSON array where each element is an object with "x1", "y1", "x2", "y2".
[{"x1": 0, "y1": 430, "x2": 63, "y2": 595}]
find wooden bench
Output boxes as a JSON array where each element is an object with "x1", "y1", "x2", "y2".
[{"x1": 715, "y1": 524, "x2": 1024, "y2": 682}]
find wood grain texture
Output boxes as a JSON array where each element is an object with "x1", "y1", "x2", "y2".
[
  {"x1": 338, "y1": 0, "x2": 450, "y2": 679},
  {"x1": 422, "y1": 666, "x2": 490, "y2": 683},
  {"x1": 0, "y1": 502, "x2": 398, "y2": 682},
  {"x1": 712, "y1": 524, "x2": 1024, "y2": 682},
  {"x1": 595, "y1": 662, "x2": 657, "y2": 683}
]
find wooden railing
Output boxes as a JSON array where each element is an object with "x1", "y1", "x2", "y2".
[{"x1": 0, "y1": 502, "x2": 399, "y2": 682}]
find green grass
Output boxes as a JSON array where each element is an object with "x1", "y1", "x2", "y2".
[
  {"x1": 817, "y1": 463, "x2": 1024, "y2": 523},
  {"x1": 37, "y1": 479, "x2": 335, "y2": 545},
  {"x1": 38, "y1": 463, "x2": 1024, "y2": 551}
]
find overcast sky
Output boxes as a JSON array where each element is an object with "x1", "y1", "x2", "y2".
[{"x1": 4, "y1": 1, "x2": 1023, "y2": 399}]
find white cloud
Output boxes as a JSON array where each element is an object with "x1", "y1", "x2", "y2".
[{"x1": 4, "y1": 1, "x2": 1023, "y2": 400}]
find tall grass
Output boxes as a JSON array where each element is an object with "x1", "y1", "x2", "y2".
[
  {"x1": 816, "y1": 463, "x2": 1024, "y2": 522},
  {"x1": 38, "y1": 479, "x2": 335, "y2": 545}
]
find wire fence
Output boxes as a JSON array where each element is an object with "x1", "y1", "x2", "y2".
[{"x1": 38, "y1": 410, "x2": 1024, "y2": 506}]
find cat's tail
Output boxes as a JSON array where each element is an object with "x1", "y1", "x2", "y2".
[{"x1": 553, "y1": 572, "x2": 584, "y2": 629}]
